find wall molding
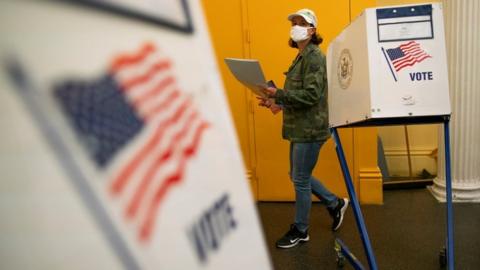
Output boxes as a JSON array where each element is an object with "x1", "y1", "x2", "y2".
[
  {"x1": 358, "y1": 167, "x2": 383, "y2": 204},
  {"x1": 359, "y1": 168, "x2": 383, "y2": 179},
  {"x1": 383, "y1": 147, "x2": 437, "y2": 157}
]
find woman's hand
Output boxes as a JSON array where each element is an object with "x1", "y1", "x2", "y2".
[
  {"x1": 256, "y1": 97, "x2": 282, "y2": 114},
  {"x1": 258, "y1": 84, "x2": 277, "y2": 97},
  {"x1": 262, "y1": 86, "x2": 277, "y2": 97},
  {"x1": 269, "y1": 103, "x2": 282, "y2": 114},
  {"x1": 257, "y1": 96, "x2": 273, "y2": 108}
]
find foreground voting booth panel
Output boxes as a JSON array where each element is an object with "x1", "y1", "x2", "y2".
[
  {"x1": 327, "y1": 3, "x2": 453, "y2": 269},
  {"x1": 0, "y1": 1, "x2": 271, "y2": 269}
]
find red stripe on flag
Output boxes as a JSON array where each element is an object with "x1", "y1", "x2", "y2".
[
  {"x1": 125, "y1": 111, "x2": 200, "y2": 218},
  {"x1": 392, "y1": 52, "x2": 426, "y2": 67},
  {"x1": 399, "y1": 41, "x2": 417, "y2": 49},
  {"x1": 132, "y1": 76, "x2": 176, "y2": 108},
  {"x1": 109, "y1": 98, "x2": 191, "y2": 194},
  {"x1": 121, "y1": 60, "x2": 172, "y2": 90},
  {"x1": 392, "y1": 49, "x2": 423, "y2": 65},
  {"x1": 401, "y1": 48, "x2": 422, "y2": 57},
  {"x1": 143, "y1": 90, "x2": 182, "y2": 121},
  {"x1": 139, "y1": 122, "x2": 210, "y2": 241},
  {"x1": 395, "y1": 55, "x2": 431, "y2": 71},
  {"x1": 401, "y1": 44, "x2": 419, "y2": 52},
  {"x1": 110, "y1": 43, "x2": 156, "y2": 73},
  {"x1": 393, "y1": 51, "x2": 429, "y2": 66}
]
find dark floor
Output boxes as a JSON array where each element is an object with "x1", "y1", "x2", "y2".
[{"x1": 257, "y1": 188, "x2": 480, "y2": 270}]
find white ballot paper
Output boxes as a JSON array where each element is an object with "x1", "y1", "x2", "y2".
[{"x1": 224, "y1": 58, "x2": 268, "y2": 97}]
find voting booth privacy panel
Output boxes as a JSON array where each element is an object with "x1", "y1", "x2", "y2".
[
  {"x1": 327, "y1": 2, "x2": 451, "y2": 127},
  {"x1": 0, "y1": 1, "x2": 271, "y2": 269}
]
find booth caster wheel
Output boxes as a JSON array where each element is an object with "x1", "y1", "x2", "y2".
[
  {"x1": 336, "y1": 253, "x2": 346, "y2": 268},
  {"x1": 334, "y1": 240, "x2": 345, "y2": 268},
  {"x1": 439, "y1": 246, "x2": 447, "y2": 267}
]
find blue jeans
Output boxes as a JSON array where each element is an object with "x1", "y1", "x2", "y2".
[{"x1": 290, "y1": 142, "x2": 338, "y2": 233}]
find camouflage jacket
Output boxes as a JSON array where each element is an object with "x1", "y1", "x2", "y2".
[{"x1": 274, "y1": 42, "x2": 330, "y2": 143}]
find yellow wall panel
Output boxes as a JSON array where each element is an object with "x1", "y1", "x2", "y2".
[
  {"x1": 201, "y1": 0, "x2": 247, "y2": 160},
  {"x1": 201, "y1": 0, "x2": 259, "y2": 196},
  {"x1": 351, "y1": 0, "x2": 378, "y2": 20}
]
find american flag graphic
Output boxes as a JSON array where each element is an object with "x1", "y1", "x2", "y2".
[
  {"x1": 54, "y1": 42, "x2": 209, "y2": 242},
  {"x1": 386, "y1": 41, "x2": 432, "y2": 72}
]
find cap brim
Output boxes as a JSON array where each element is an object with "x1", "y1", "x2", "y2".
[
  {"x1": 287, "y1": 13, "x2": 303, "y2": 21},
  {"x1": 287, "y1": 13, "x2": 315, "y2": 27}
]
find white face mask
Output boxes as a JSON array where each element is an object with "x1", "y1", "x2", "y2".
[{"x1": 290, "y1": 25, "x2": 312, "y2": 42}]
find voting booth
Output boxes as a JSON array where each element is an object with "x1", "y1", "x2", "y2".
[
  {"x1": 326, "y1": 3, "x2": 454, "y2": 269},
  {"x1": 327, "y1": 3, "x2": 450, "y2": 127}
]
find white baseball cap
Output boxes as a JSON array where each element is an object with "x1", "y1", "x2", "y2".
[{"x1": 287, "y1": 8, "x2": 317, "y2": 27}]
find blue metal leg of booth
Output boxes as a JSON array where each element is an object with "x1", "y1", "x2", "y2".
[
  {"x1": 444, "y1": 119, "x2": 454, "y2": 269},
  {"x1": 335, "y1": 238, "x2": 366, "y2": 270},
  {"x1": 331, "y1": 128, "x2": 378, "y2": 270}
]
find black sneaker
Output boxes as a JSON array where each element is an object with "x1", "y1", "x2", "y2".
[
  {"x1": 275, "y1": 224, "x2": 309, "y2": 249},
  {"x1": 328, "y1": 198, "x2": 349, "y2": 231}
]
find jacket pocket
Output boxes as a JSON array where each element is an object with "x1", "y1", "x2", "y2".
[{"x1": 286, "y1": 74, "x2": 303, "y2": 90}]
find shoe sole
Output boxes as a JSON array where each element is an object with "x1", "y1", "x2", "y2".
[
  {"x1": 276, "y1": 235, "x2": 310, "y2": 249},
  {"x1": 333, "y1": 198, "x2": 349, "y2": 231}
]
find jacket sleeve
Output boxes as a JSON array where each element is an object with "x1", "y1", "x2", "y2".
[{"x1": 274, "y1": 54, "x2": 325, "y2": 109}]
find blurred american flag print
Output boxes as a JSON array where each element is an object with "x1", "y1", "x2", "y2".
[{"x1": 54, "y1": 42, "x2": 210, "y2": 242}]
